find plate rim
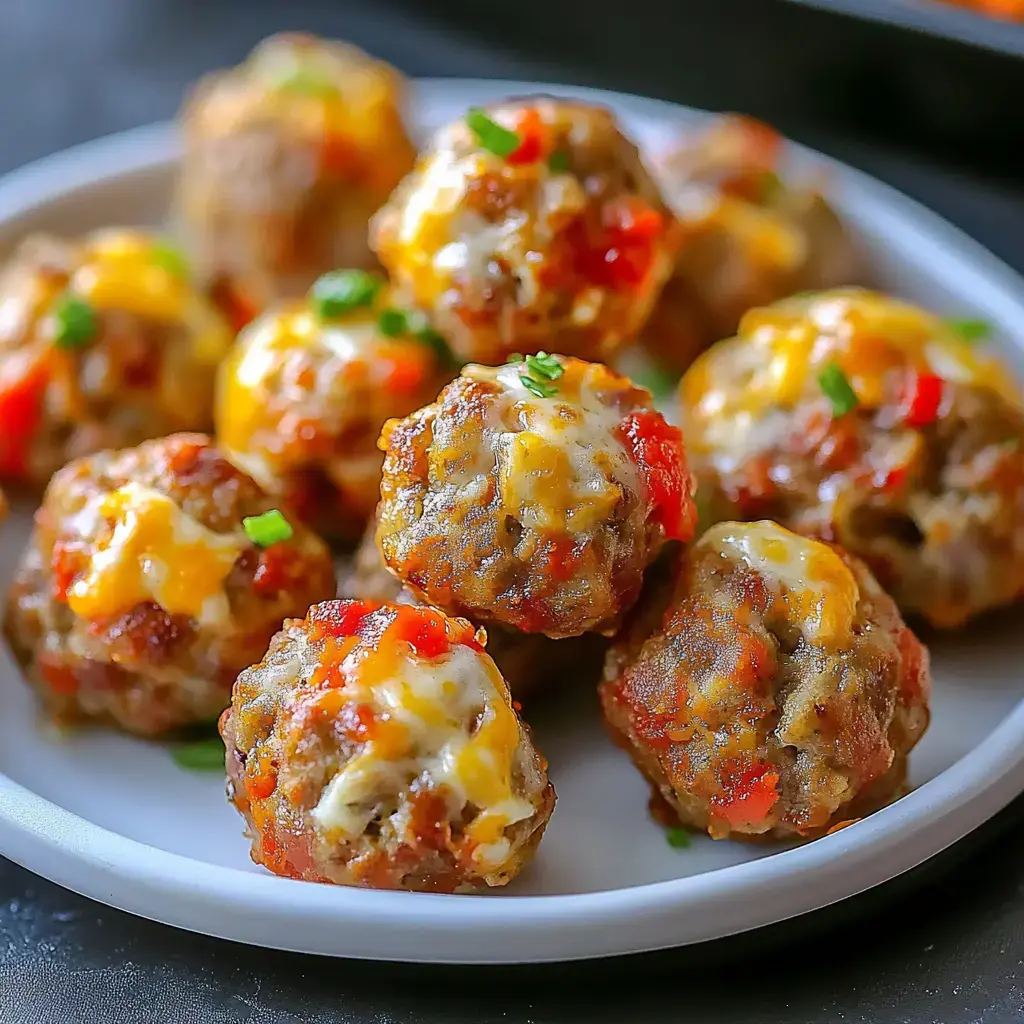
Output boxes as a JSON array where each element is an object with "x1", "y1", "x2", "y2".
[{"x1": 1, "y1": 77, "x2": 1023, "y2": 964}]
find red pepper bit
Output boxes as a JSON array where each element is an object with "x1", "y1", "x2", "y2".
[
  {"x1": 385, "y1": 605, "x2": 484, "y2": 660},
  {"x1": 252, "y1": 543, "x2": 296, "y2": 596},
  {"x1": 0, "y1": 357, "x2": 49, "y2": 480},
  {"x1": 617, "y1": 409, "x2": 696, "y2": 543},
  {"x1": 901, "y1": 372, "x2": 944, "y2": 428},
  {"x1": 505, "y1": 108, "x2": 545, "y2": 165},
  {"x1": 309, "y1": 599, "x2": 381, "y2": 641},
  {"x1": 711, "y1": 760, "x2": 780, "y2": 829}
]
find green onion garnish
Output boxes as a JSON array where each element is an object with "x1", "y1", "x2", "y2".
[
  {"x1": 151, "y1": 240, "x2": 190, "y2": 279},
  {"x1": 243, "y1": 509, "x2": 294, "y2": 548},
  {"x1": 171, "y1": 738, "x2": 225, "y2": 772},
  {"x1": 818, "y1": 362, "x2": 859, "y2": 417},
  {"x1": 466, "y1": 108, "x2": 521, "y2": 158},
  {"x1": 378, "y1": 307, "x2": 409, "y2": 338},
  {"x1": 547, "y1": 151, "x2": 570, "y2": 173},
  {"x1": 524, "y1": 351, "x2": 564, "y2": 382},
  {"x1": 946, "y1": 318, "x2": 991, "y2": 343},
  {"x1": 631, "y1": 363, "x2": 678, "y2": 401},
  {"x1": 519, "y1": 375, "x2": 557, "y2": 399},
  {"x1": 406, "y1": 313, "x2": 458, "y2": 367},
  {"x1": 666, "y1": 827, "x2": 692, "y2": 849},
  {"x1": 508, "y1": 353, "x2": 525, "y2": 363},
  {"x1": 52, "y1": 295, "x2": 97, "y2": 350},
  {"x1": 311, "y1": 270, "x2": 382, "y2": 319}
]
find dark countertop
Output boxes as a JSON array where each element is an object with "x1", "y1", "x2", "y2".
[{"x1": 2, "y1": 2, "x2": 1024, "y2": 1021}]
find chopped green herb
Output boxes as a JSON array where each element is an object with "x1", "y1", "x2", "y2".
[
  {"x1": 52, "y1": 294, "x2": 97, "y2": 349},
  {"x1": 946, "y1": 318, "x2": 991, "y2": 343},
  {"x1": 311, "y1": 269, "x2": 382, "y2": 319},
  {"x1": 524, "y1": 351, "x2": 564, "y2": 382},
  {"x1": 151, "y1": 239, "x2": 190, "y2": 280},
  {"x1": 666, "y1": 827, "x2": 691, "y2": 850},
  {"x1": 547, "y1": 151, "x2": 570, "y2": 173},
  {"x1": 818, "y1": 362, "x2": 859, "y2": 417},
  {"x1": 631, "y1": 362, "x2": 678, "y2": 401},
  {"x1": 507, "y1": 353, "x2": 525, "y2": 363},
  {"x1": 466, "y1": 108, "x2": 521, "y2": 158},
  {"x1": 519, "y1": 374, "x2": 558, "y2": 399},
  {"x1": 172, "y1": 739, "x2": 225, "y2": 772},
  {"x1": 378, "y1": 307, "x2": 409, "y2": 338},
  {"x1": 243, "y1": 509, "x2": 294, "y2": 548},
  {"x1": 275, "y1": 66, "x2": 337, "y2": 98}
]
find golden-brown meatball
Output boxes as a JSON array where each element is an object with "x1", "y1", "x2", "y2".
[
  {"x1": 176, "y1": 33, "x2": 416, "y2": 323},
  {"x1": 0, "y1": 230, "x2": 232, "y2": 490},
  {"x1": 601, "y1": 520, "x2": 931, "y2": 841},
  {"x1": 682, "y1": 288, "x2": 1024, "y2": 628},
  {"x1": 639, "y1": 115, "x2": 862, "y2": 376},
  {"x1": 340, "y1": 522, "x2": 609, "y2": 696},
  {"x1": 3, "y1": 434, "x2": 336, "y2": 736},
  {"x1": 221, "y1": 599, "x2": 555, "y2": 891},
  {"x1": 370, "y1": 96, "x2": 682, "y2": 365},
  {"x1": 378, "y1": 354, "x2": 697, "y2": 638},
  {"x1": 216, "y1": 270, "x2": 454, "y2": 540}
]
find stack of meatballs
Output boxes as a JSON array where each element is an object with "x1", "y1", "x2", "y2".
[{"x1": 2, "y1": 31, "x2": 1022, "y2": 894}]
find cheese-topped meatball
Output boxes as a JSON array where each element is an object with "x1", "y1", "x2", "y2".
[
  {"x1": 601, "y1": 520, "x2": 931, "y2": 841},
  {"x1": 221, "y1": 600, "x2": 554, "y2": 891},
  {"x1": 3, "y1": 434, "x2": 335, "y2": 736},
  {"x1": 0, "y1": 230, "x2": 232, "y2": 490},
  {"x1": 216, "y1": 270, "x2": 454, "y2": 540},
  {"x1": 177, "y1": 32, "x2": 416, "y2": 324},
  {"x1": 640, "y1": 115, "x2": 861, "y2": 376},
  {"x1": 370, "y1": 97, "x2": 682, "y2": 365},
  {"x1": 682, "y1": 288, "x2": 1024, "y2": 628},
  {"x1": 378, "y1": 355, "x2": 697, "y2": 638},
  {"x1": 340, "y1": 522, "x2": 609, "y2": 696}
]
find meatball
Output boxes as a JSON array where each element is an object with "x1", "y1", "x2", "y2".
[
  {"x1": 0, "y1": 230, "x2": 232, "y2": 490},
  {"x1": 221, "y1": 599, "x2": 555, "y2": 891},
  {"x1": 216, "y1": 269, "x2": 454, "y2": 540},
  {"x1": 601, "y1": 519, "x2": 931, "y2": 841},
  {"x1": 378, "y1": 354, "x2": 697, "y2": 638},
  {"x1": 340, "y1": 522, "x2": 609, "y2": 696},
  {"x1": 682, "y1": 288, "x2": 1024, "y2": 627},
  {"x1": 3, "y1": 434, "x2": 336, "y2": 736},
  {"x1": 639, "y1": 115, "x2": 862, "y2": 376},
  {"x1": 370, "y1": 96, "x2": 682, "y2": 365},
  {"x1": 176, "y1": 32, "x2": 416, "y2": 322}
]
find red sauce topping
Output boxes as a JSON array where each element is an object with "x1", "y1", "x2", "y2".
[
  {"x1": 0, "y1": 358, "x2": 49, "y2": 479},
  {"x1": 711, "y1": 759, "x2": 780, "y2": 828},
  {"x1": 385, "y1": 605, "x2": 483, "y2": 659},
  {"x1": 308, "y1": 599, "x2": 380, "y2": 641},
  {"x1": 901, "y1": 372, "x2": 944, "y2": 428},
  {"x1": 505, "y1": 108, "x2": 545, "y2": 166},
  {"x1": 617, "y1": 410, "x2": 695, "y2": 542}
]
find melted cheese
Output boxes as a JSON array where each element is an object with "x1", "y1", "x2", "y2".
[
  {"x1": 704, "y1": 520, "x2": 860, "y2": 645},
  {"x1": 67, "y1": 483, "x2": 244, "y2": 625},
  {"x1": 311, "y1": 641, "x2": 535, "y2": 870},
  {"x1": 683, "y1": 289, "x2": 1018, "y2": 432},
  {"x1": 464, "y1": 361, "x2": 637, "y2": 535}
]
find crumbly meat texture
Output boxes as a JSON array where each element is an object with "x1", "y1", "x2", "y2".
[
  {"x1": 3, "y1": 433, "x2": 336, "y2": 736},
  {"x1": 638, "y1": 115, "x2": 863, "y2": 376},
  {"x1": 370, "y1": 96, "x2": 682, "y2": 365},
  {"x1": 340, "y1": 521, "x2": 609, "y2": 696},
  {"x1": 216, "y1": 274, "x2": 452, "y2": 539},
  {"x1": 600, "y1": 520, "x2": 932, "y2": 841},
  {"x1": 682, "y1": 288, "x2": 1024, "y2": 628},
  {"x1": 221, "y1": 600, "x2": 555, "y2": 891},
  {"x1": 0, "y1": 231, "x2": 232, "y2": 490},
  {"x1": 176, "y1": 33, "x2": 416, "y2": 321},
  {"x1": 377, "y1": 355, "x2": 697, "y2": 638}
]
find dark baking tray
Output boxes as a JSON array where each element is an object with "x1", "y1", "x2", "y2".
[{"x1": 783, "y1": 0, "x2": 1024, "y2": 57}]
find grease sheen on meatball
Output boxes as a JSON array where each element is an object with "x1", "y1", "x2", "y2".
[
  {"x1": 638, "y1": 115, "x2": 862, "y2": 376},
  {"x1": 216, "y1": 270, "x2": 453, "y2": 539},
  {"x1": 378, "y1": 355, "x2": 697, "y2": 638},
  {"x1": 371, "y1": 97, "x2": 682, "y2": 365},
  {"x1": 0, "y1": 230, "x2": 232, "y2": 489},
  {"x1": 682, "y1": 288, "x2": 1024, "y2": 628},
  {"x1": 601, "y1": 520, "x2": 931, "y2": 840},
  {"x1": 3, "y1": 434, "x2": 336, "y2": 736},
  {"x1": 221, "y1": 599, "x2": 555, "y2": 891},
  {"x1": 177, "y1": 33, "x2": 416, "y2": 321}
]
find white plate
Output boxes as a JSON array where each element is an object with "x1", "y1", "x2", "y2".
[{"x1": 1, "y1": 79, "x2": 1024, "y2": 965}]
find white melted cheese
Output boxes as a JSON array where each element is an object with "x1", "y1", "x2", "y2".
[
  {"x1": 703, "y1": 520, "x2": 860, "y2": 645},
  {"x1": 66, "y1": 482, "x2": 244, "y2": 627},
  {"x1": 311, "y1": 643, "x2": 536, "y2": 870}
]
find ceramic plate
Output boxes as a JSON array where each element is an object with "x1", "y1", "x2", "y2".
[{"x1": 0, "y1": 79, "x2": 1023, "y2": 965}]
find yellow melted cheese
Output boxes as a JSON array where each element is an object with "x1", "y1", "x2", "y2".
[
  {"x1": 704, "y1": 519, "x2": 860, "y2": 645},
  {"x1": 67, "y1": 482, "x2": 245, "y2": 626},
  {"x1": 464, "y1": 361, "x2": 637, "y2": 536},
  {"x1": 311, "y1": 641, "x2": 536, "y2": 871},
  {"x1": 683, "y1": 288, "x2": 1018, "y2": 429}
]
